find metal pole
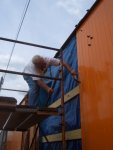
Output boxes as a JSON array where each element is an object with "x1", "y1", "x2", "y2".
[
  {"x1": 0, "y1": 37, "x2": 60, "y2": 52},
  {"x1": 60, "y1": 50, "x2": 66, "y2": 150},
  {"x1": 29, "y1": 125, "x2": 39, "y2": 150},
  {"x1": 0, "y1": 69, "x2": 61, "y2": 81},
  {"x1": 1, "y1": 88, "x2": 27, "y2": 93}
]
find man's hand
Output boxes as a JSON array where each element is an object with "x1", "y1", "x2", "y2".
[
  {"x1": 47, "y1": 88, "x2": 54, "y2": 95},
  {"x1": 37, "y1": 80, "x2": 54, "y2": 94}
]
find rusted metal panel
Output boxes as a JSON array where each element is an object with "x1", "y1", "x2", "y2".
[
  {"x1": 6, "y1": 131, "x2": 22, "y2": 150},
  {"x1": 76, "y1": 0, "x2": 113, "y2": 150}
]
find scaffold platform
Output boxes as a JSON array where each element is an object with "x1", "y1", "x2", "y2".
[{"x1": 0, "y1": 96, "x2": 58, "y2": 131}]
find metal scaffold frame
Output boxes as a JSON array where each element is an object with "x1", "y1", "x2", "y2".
[{"x1": 0, "y1": 37, "x2": 66, "y2": 150}]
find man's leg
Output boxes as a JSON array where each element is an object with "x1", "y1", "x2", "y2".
[{"x1": 23, "y1": 75, "x2": 39, "y2": 106}]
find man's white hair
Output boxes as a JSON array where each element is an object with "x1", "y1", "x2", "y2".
[{"x1": 32, "y1": 55, "x2": 42, "y2": 64}]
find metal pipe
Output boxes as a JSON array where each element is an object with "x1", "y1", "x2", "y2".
[
  {"x1": 3, "y1": 113, "x2": 13, "y2": 130},
  {"x1": 0, "y1": 37, "x2": 60, "y2": 52},
  {"x1": 29, "y1": 124, "x2": 39, "y2": 150},
  {"x1": 1, "y1": 88, "x2": 27, "y2": 93},
  {"x1": 0, "y1": 69, "x2": 61, "y2": 81},
  {"x1": 60, "y1": 50, "x2": 66, "y2": 150}
]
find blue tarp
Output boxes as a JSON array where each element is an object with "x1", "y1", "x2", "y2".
[{"x1": 35, "y1": 36, "x2": 81, "y2": 150}]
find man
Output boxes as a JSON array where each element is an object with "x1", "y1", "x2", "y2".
[{"x1": 23, "y1": 55, "x2": 76, "y2": 106}]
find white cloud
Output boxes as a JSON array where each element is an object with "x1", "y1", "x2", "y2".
[
  {"x1": 57, "y1": 0, "x2": 95, "y2": 18},
  {"x1": 57, "y1": 0, "x2": 81, "y2": 16},
  {"x1": 0, "y1": 71, "x2": 28, "y2": 104},
  {"x1": 3, "y1": 75, "x2": 28, "y2": 91},
  {"x1": 0, "y1": 54, "x2": 25, "y2": 65},
  {"x1": 0, "y1": 64, "x2": 30, "y2": 103},
  {"x1": 0, "y1": 53, "x2": 26, "y2": 71},
  {"x1": 0, "y1": 53, "x2": 28, "y2": 103}
]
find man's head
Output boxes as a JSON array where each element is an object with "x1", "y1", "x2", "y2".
[{"x1": 32, "y1": 55, "x2": 46, "y2": 70}]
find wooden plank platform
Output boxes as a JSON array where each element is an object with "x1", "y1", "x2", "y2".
[{"x1": 0, "y1": 97, "x2": 58, "y2": 131}]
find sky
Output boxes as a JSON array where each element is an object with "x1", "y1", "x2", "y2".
[{"x1": 0, "y1": 0, "x2": 96, "y2": 104}]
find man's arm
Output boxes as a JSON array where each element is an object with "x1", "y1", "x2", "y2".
[
  {"x1": 37, "y1": 79, "x2": 53, "y2": 94},
  {"x1": 49, "y1": 58, "x2": 76, "y2": 76},
  {"x1": 61, "y1": 61, "x2": 76, "y2": 77}
]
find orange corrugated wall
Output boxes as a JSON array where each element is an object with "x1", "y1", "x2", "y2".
[
  {"x1": 76, "y1": 0, "x2": 113, "y2": 150},
  {"x1": 6, "y1": 132, "x2": 22, "y2": 150}
]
